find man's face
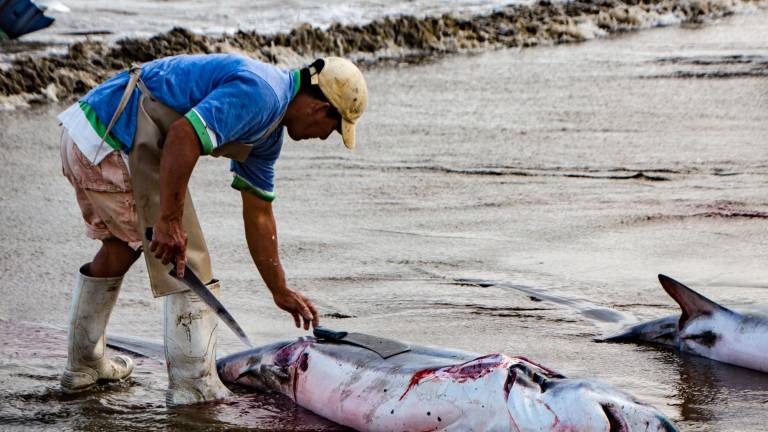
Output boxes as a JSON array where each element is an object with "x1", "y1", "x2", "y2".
[{"x1": 286, "y1": 95, "x2": 342, "y2": 142}]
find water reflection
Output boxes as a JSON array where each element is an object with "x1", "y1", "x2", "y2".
[
  {"x1": 653, "y1": 348, "x2": 768, "y2": 426},
  {"x1": 0, "y1": 321, "x2": 347, "y2": 431}
]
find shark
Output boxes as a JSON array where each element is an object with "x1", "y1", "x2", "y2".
[
  {"x1": 604, "y1": 274, "x2": 768, "y2": 374},
  {"x1": 213, "y1": 333, "x2": 677, "y2": 431}
]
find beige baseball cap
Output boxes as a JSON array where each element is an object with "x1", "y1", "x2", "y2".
[{"x1": 310, "y1": 57, "x2": 368, "y2": 150}]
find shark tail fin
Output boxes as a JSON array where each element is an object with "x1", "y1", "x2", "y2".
[{"x1": 657, "y1": 274, "x2": 732, "y2": 328}]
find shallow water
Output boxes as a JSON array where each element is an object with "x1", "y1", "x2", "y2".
[{"x1": 1, "y1": 8, "x2": 767, "y2": 432}]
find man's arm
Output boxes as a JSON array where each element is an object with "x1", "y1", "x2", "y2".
[
  {"x1": 241, "y1": 191, "x2": 319, "y2": 330},
  {"x1": 149, "y1": 118, "x2": 201, "y2": 277}
]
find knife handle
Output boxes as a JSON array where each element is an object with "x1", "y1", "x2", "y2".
[
  {"x1": 314, "y1": 327, "x2": 348, "y2": 341},
  {"x1": 145, "y1": 227, "x2": 154, "y2": 241}
]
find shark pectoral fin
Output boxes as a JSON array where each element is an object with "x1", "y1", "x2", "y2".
[{"x1": 657, "y1": 274, "x2": 733, "y2": 328}]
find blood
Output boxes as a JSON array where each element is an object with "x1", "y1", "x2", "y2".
[
  {"x1": 274, "y1": 340, "x2": 313, "y2": 367},
  {"x1": 271, "y1": 340, "x2": 313, "y2": 402},
  {"x1": 540, "y1": 400, "x2": 585, "y2": 431},
  {"x1": 441, "y1": 354, "x2": 506, "y2": 380},
  {"x1": 298, "y1": 352, "x2": 310, "y2": 371},
  {"x1": 399, "y1": 354, "x2": 511, "y2": 400},
  {"x1": 399, "y1": 368, "x2": 438, "y2": 400}
]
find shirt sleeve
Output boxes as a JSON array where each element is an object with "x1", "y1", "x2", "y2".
[
  {"x1": 183, "y1": 71, "x2": 279, "y2": 155},
  {"x1": 230, "y1": 159, "x2": 276, "y2": 202},
  {"x1": 229, "y1": 127, "x2": 285, "y2": 202}
]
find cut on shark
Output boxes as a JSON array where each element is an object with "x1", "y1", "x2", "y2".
[
  {"x1": 211, "y1": 331, "x2": 677, "y2": 431},
  {"x1": 603, "y1": 274, "x2": 768, "y2": 374}
]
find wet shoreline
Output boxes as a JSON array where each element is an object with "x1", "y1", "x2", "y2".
[
  {"x1": 1, "y1": 5, "x2": 767, "y2": 431},
  {"x1": 1, "y1": 0, "x2": 764, "y2": 108}
]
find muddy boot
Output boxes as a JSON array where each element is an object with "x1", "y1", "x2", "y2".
[
  {"x1": 61, "y1": 265, "x2": 134, "y2": 393},
  {"x1": 164, "y1": 280, "x2": 233, "y2": 406}
]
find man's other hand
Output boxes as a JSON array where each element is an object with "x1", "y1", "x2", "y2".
[
  {"x1": 272, "y1": 288, "x2": 319, "y2": 330},
  {"x1": 150, "y1": 218, "x2": 188, "y2": 277}
]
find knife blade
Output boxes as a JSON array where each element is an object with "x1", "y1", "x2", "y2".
[{"x1": 145, "y1": 227, "x2": 253, "y2": 347}]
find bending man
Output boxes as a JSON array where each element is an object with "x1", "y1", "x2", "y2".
[{"x1": 57, "y1": 55, "x2": 368, "y2": 405}]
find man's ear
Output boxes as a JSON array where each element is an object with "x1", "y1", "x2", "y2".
[{"x1": 312, "y1": 101, "x2": 332, "y2": 114}]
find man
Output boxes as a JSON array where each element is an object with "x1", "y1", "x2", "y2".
[{"x1": 57, "y1": 54, "x2": 368, "y2": 405}]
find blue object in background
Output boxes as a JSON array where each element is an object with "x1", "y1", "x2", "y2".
[{"x1": 0, "y1": 0, "x2": 54, "y2": 40}]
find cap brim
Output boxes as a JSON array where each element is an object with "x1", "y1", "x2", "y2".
[{"x1": 341, "y1": 118, "x2": 356, "y2": 150}]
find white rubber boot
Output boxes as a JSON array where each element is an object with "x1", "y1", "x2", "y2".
[
  {"x1": 164, "y1": 280, "x2": 233, "y2": 406},
  {"x1": 61, "y1": 265, "x2": 134, "y2": 393}
]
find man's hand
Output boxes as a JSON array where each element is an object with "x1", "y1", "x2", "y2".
[
  {"x1": 150, "y1": 218, "x2": 187, "y2": 277},
  {"x1": 272, "y1": 287, "x2": 319, "y2": 330}
]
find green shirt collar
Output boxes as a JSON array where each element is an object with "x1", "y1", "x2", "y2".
[{"x1": 291, "y1": 69, "x2": 300, "y2": 98}]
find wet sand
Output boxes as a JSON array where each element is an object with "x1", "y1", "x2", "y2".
[{"x1": 1, "y1": 8, "x2": 768, "y2": 431}]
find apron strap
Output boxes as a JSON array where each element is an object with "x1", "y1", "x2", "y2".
[
  {"x1": 91, "y1": 63, "x2": 142, "y2": 164},
  {"x1": 136, "y1": 78, "x2": 154, "y2": 101}
]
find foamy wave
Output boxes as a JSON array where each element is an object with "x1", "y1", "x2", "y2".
[{"x1": 0, "y1": 0, "x2": 764, "y2": 110}]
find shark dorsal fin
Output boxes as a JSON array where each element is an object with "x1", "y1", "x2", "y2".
[{"x1": 658, "y1": 274, "x2": 732, "y2": 328}]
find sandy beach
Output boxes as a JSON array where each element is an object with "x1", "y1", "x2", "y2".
[{"x1": 1, "y1": 4, "x2": 767, "y2": 431}]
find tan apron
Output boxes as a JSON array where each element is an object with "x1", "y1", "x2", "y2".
[{"x1": 96, "y1": 64, "x2": 266, "y2": 297}]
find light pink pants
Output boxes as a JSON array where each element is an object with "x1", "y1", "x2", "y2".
[{"x1": 60, "y1": 128, "x2": 142, "y2": 250}]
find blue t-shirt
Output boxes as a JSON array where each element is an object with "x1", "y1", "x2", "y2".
[{"x1": 81, "y1": 54, "x2": 299, "y2": 201}]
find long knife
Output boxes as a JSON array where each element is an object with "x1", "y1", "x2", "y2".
[{"x1": 145, "y1": 227, "x2": 253, "y2": 347}]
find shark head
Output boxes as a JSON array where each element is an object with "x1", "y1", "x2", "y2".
[
  {"x1": 657, "y1": 274, "x2": 739, "y2": 356},
  {"x1": 217, "y1": 339, "x2": 307, "y2": 392},
  {"x1": 601, "y1": 315, "x2": 680, "y2": 346},
  {"x1": 505, "y1": 359, "x2": 678, "y2": 431}
]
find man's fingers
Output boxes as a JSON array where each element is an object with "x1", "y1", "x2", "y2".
[
  {"x1": 161, "y1": 249, "x2": 173, "y2": 265},
  {"x1": 176, "y1": 254, "x2": 186, "y2": 278},
  {"x1": 155, "y1": 244, "x2": 173, "y2": 261},
  {"x1": 292, "y1": 313, "x2": 301, "y2": 329},
  {"x1": 151, "y1": 243, "x2": 185, "y2": 272},
  {"x1": 296, "y1": 301, "x2": 313, "y2": 331},
  {"x1": 153, "y1": 243, "x2": 164, "y2": 259},
  {"x1": 149, "y1": 240, "x2": 158, "y2": 253},
  {"x1": 311, "y1": 310, "x2": 320, "y2": 328},
  {"x1": 299, "y1": 295, "x2": 319, "y2": 329},
  {"x1": 306, "y1": 301, "x2": 320, "y2": 328}
]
